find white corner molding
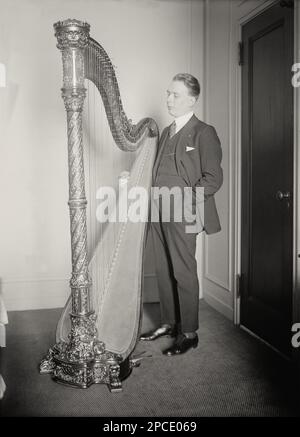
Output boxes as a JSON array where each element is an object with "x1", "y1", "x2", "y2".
[{"x1": 0, "y1": 294, "x2": 8, "y2": 347}]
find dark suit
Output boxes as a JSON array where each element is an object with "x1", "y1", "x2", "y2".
[{"x1": 151, "y1": 114, "x2": 223, "y2": 333}]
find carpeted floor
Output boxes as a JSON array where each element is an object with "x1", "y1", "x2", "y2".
[{"x1": 0, "y1": 300, "x2": 300, "y2": 417}]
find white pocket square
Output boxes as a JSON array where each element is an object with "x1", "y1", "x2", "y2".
[{"x1": 186, "y1": 146, "x2": 195, "y2": 152}]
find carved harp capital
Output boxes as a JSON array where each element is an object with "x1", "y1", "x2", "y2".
[
  {"x1": 54, "y1": 19, "x2": 90, "y2": 51},
  {"x1": 54, "y1": 19, "x2": 90, "y2": 91}
]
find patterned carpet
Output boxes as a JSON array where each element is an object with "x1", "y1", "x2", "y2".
[{"x1": 1, "y1": 300, "x2": 300, "y2": 417}]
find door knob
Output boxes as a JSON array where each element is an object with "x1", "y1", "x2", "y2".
[{"x1": 276, "y1": 190, "x2": 291, "y2": 201}]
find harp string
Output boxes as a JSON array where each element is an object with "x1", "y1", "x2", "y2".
[{"x1": 84, "y1": 73, "x2": 129, "y2": 318}]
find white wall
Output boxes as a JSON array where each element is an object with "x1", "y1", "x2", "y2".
[{"x1": 0, "y1": 0, "x2": 205, "y2": 310}]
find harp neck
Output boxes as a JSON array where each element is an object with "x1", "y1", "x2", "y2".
[
  {"x1": 86, "y1": 38, "x2": 158, "y2": 151},
  {"x1": 53, "y1": 19, "x2": 158, "y2": 151}
]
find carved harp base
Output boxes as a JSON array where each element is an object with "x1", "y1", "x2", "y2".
[{"x1": 39, "y1": 342, "x2": 133, "y2": 392}]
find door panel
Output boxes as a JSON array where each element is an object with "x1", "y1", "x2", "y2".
[{"x1": 241, "y1": 1, "x2": 293, "y2": 355}]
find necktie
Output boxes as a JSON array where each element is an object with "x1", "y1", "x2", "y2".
[{"x1": 169, "y1": 121, "x2": 176, "y2": 138}]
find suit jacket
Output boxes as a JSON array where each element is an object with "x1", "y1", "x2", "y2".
[{"x1": 153, "y1": 115, "x2": 223, "y2": 234}]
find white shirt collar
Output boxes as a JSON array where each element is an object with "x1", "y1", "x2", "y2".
[{"x1": 174, "y1": 111, "x2": 194, "y2": 133}]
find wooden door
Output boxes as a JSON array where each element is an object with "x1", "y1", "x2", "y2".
[{"x1": 241, "y1": 1, "x2": 294, "y2": 355}]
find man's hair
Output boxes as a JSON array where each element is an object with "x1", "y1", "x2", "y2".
[{"x1": 173, "y1": 73, "x2": 200, "y2": 99}]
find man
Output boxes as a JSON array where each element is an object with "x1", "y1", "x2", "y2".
[{"x1": 140, "y1": 73, "x2": 223, "y2": 356}]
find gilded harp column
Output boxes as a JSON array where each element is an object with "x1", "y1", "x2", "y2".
[
  {"x1": 39, "y1": 20, "x2": 124, "y2": 391},
  {"x1": 55, "y1": 21, "x2": 93, "y2": 337}
]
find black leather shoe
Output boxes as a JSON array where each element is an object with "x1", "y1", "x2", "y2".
[
  {"x1": 140, "y1": 325, "x2": 176, "y2": 341},
  {"x1": 162, "y1": 333, "x2": 198, "y2": 356}
]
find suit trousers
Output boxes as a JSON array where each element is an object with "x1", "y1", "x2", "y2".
[{"x1": 151, "y1": 217, "x2": 199, "y2": 333}]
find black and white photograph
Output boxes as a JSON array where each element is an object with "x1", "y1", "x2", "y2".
[{"x1": 0, "y1": 0, "x2": 300, "y2": 422}]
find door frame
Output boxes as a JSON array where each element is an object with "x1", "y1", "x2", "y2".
[{"x1": 233, "y1": 0, "x2": 300, "y2": 352}]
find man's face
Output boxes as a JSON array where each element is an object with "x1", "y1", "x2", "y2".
[{"x1": 166, "y1": 80, "x2": 196, "y2": 118}]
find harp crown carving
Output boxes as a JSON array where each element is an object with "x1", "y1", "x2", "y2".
[{"x1": 54, "y1": 19, "x2": 90, "y2": 50}]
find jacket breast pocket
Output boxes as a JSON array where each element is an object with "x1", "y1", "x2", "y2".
[{"x1": 184, "y1": 145, "x2": 197, "y2": 154}]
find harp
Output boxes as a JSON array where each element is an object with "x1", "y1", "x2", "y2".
[{"x1": 40, "y1": 19, "x2": 158, "y2": 391}]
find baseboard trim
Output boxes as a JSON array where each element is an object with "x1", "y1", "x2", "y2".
[
  {"x1": 204, "y1": 290, "x2": 233, "y2": 321},
  {"x1": 2, "y1": 274, "x2": 160, "y2": 311},
  {"x1": 2, "y1": 278, "x2": 70, "y2": 311}
]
